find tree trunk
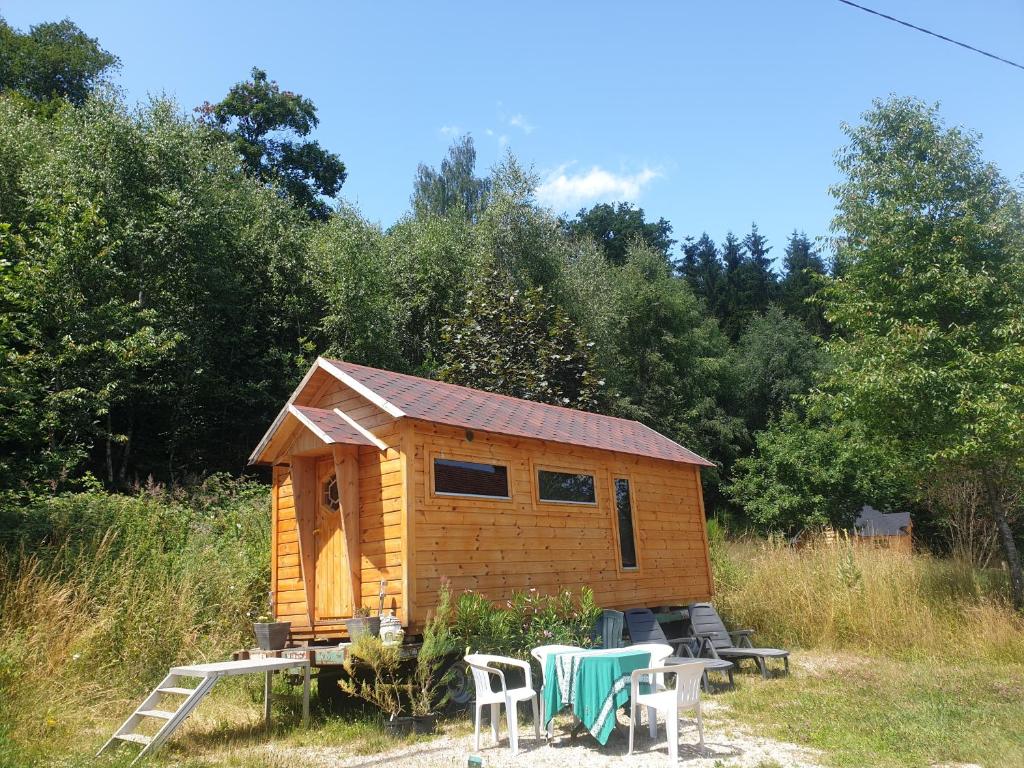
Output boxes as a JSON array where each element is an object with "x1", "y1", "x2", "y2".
[
  {"x1": 106, "y1": 412, "x2": 115, "y2": 486},
  {"x1": 983, "y1": 470, "x2": 1024, "y2": 611}
]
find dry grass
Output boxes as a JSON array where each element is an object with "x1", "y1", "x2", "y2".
[
  {"x1": 712, "y1": 538, "x2": 1024, "y2": 662},
  {"x1": 2, "y1": 489, "x2": 1023, "y2": 767}
]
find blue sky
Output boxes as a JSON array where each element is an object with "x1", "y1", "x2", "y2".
[{"x1": 6, "y1": 1, "x2": 1023, "y2": 263}]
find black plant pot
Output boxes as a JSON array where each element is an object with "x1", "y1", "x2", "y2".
[
  {"x1": 385, "y1": 714, "x2": 437, "y2": 736},
  {"x1": 345, "y1": 616, "x2": 381, "y2": 641},
  {"x1": 254, "y1": 621, "x2": 290, "y2": 650}
]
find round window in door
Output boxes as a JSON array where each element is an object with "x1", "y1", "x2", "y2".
[{"x1": 322, "y1": 474, "x2": 340, "y2": 513}]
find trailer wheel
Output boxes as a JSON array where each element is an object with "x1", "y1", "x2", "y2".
[
  {"x1": 440, "y1": 658, "x2": 473, "y2": 712},
  {"x1": 316, "y1": 670, "x2": 368, "y2": 714}
]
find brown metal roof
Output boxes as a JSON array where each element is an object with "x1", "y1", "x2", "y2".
[
  {"x1": 291, "y1": 405, "x2": 373, "y2": 446},
  {"x1": 325, "y1": 359, "x2": 714, "y2": 467}
]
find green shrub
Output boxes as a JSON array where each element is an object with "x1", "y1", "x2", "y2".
[
  {"x1": 452, "y1": 586, "x2": 601, "y2": 659},
  {"x1": 342, "y1": 582, "x2": 458, "y2": 718}
]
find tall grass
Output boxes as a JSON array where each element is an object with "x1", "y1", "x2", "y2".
[
  {"x1": 712, "y1": 536, "x2": 1024, "y2": 662},
  {"x1": 0, "y1": 476, "x2": 270, "y2": 764}
]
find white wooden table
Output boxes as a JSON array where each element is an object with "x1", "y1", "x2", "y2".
[{"x1": 171, "y1": 657, "x2": 311, "y2": 728}]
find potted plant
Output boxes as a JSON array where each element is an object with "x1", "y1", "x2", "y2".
[
  {"x1": 341, "y1": 584, "x2": 456, "y2": 734},
  {"x1": 253, "y1": 615, "x2": 290, "y2": 651},
  {"x1": 345, "y1": 606, "x2": 381, "y2": 641}
]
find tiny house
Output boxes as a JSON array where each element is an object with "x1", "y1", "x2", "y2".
[{"x1": 249, "y1": 358, "x2": 716, "y2": 641}]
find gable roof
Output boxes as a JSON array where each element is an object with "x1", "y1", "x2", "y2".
[
  {"x1": 290, "y1": 405, "x2": 373, "y2": 447},
  {"x1": 250, "y1": 357, "x2": 714, "y2": 467},
  {"x1": 324, "y1": 359, "x2": 714, "y2": 467}
]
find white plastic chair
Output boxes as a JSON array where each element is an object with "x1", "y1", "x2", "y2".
[
  {"x1": 628, "y1": 661, "x2": 705, "y2": 761},
  {"x1": 465, "y1": 653, "x2": 540, "y2": 753},
  {"x1": 530, "y1": 644, "x2": 582, "y2": 737}
]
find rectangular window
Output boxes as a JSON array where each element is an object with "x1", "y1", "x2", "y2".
[
  {"x1": 537, "y1": 469, "x2": 597, "y2": 504},
  {"x1": 615, "y1": 478, "x2": 638, "y2": 569},
  {"x1": 433, "y1": 458, "x2": 509, "y2": 498}
]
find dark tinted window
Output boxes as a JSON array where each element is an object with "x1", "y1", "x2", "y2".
[
  {"x1": 615, "y1": 478, "x2": 638, "y2": 568},
  {"x1": 538, "y1": 470, "x2": 596, "y2": 504},
  {"x1": 434, "y1": 459, "x2": 509, "y2": 498}
]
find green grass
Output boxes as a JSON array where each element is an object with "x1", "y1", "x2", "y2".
[
  {"x1": 718, "y1": 652, "x2": 1024, "y2": 768},
  {"x1": 3, "y1": 487, "x2": 1024, "y2": 767}
]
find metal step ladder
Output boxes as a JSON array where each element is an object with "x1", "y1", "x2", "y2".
[
  {"x1": 97, "y1": 657, "x2": 310, "y2": 765},
  {"x1": 97, "y1": 670, "x2": 219, "y2": 764}
]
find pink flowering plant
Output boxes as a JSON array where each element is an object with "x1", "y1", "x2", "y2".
[{"x1": 451, "y1": 585, "x2": 601, "y2": 660}]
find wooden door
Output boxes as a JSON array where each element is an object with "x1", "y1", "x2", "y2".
[{"x1": 315, "y1": 456, "x2": 349, "y2": 621}]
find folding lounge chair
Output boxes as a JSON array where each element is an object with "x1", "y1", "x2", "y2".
[
  {"x1": 623, "y1": 608, "x2": 734, "y2": 692},
  {"x1": 686, "y1": 603, "x2": 789, "y2": 679},
  {"x1": 591, "y1": 608, "x2": 625, "y2": 649}
]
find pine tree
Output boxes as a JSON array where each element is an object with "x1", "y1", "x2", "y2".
[
  {"x1": 719, "y1": 232, "x2": 746, "y2": 339},
  {"x1": 740, "y1": 223, "x2": 776, "y2": 313},
  {"x1": 780, "y1": 230, "x2": 829, "y2": 336},
  {"x1": 678, "y1": 233, "x2": 724, "y2": 316}
]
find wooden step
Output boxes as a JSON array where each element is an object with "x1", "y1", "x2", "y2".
[
  {"x1": 137, "y1": 709, "x2": 176, "y2": 720},
  {"x1": 157, "y1": 687, "x2": 196, "y2": 695},
  {"x1": 115, "y1": 733, "x2": 152, "y2": 745}
]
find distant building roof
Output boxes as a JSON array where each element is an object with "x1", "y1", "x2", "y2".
[{"x1": 855, "y1": 505, "x2": 911, "y2": 537}]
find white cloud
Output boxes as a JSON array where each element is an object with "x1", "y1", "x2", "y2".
[
  {"x1": 439, "y1": 125, "x2": 461, "y2": 137},
  {"x1": 498, "y1": 134, "x2": 509, "y2": 147},
  {"x1": 508, "y1": 113, "x2": 534, "y2": 134},
  {"x1": 536, "y1": 165, "x2": 660, "y2": 208}
]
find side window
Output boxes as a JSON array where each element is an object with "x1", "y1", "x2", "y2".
[
  {"x1": 614, "y1": 478, "x2": 638, "y2": 569},
  {"x1": 433, "y1": 458, "x2": 510, "y2": 499},
  {"x1": 537, "y1": 469, "x2": 596, "y2": 504}
]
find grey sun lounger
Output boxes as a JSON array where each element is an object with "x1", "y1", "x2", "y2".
[
  {"x1": 623, "y1": 607, "x2": 734, "y2": 691},
  {"x1": 686, "y1": 603, "x2": 790, "y2": 679}
]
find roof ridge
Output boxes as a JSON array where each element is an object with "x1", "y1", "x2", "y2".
[{"x1": 325, "y1": 358, "x2": 659, "y2": 431}]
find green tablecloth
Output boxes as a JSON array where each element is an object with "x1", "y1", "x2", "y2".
[{"x1": 543, "y1": 649, "x2": 650, "y2": 745}]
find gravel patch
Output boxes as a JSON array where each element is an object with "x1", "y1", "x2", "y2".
[{"x1": 272, "y1": 707, "x2": 823, "y2": 768}]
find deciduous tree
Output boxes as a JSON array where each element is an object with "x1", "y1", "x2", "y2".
[
  {"x1": 199, "y1": 67, "x2": 346, "y2": 220},
  {"x1": 823, "y1": 97, "x2": 1024, "y2": 608},
  {"x1": 0, "y1": 16, "x2": 117, "y2": 106}
]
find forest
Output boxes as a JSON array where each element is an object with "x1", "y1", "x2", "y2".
[{"x1": 1, "y1": 16, "x2": 1022, "y2": 607}]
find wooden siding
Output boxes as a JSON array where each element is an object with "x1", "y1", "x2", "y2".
[
  {"x1": 408, "y1": 420, "x2": 713, "y2": 627},
  {"x1": 270, "y1": 376, "x2": 713, "y2": 639},
  {"x1": 272, "y1": 465, "x2": 309, "y2": 627},
  {"x1": 313, "y1": 384, "x2": 407, "y2": 622}
]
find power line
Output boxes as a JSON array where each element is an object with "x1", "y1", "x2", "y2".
[{"x1": 836, "y1": 0, "x2": 1024, "y2": 72}]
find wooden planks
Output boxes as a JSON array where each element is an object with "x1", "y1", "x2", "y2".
[{"x1": 408, "y1": 420, "x2": 713, "y2": 626}]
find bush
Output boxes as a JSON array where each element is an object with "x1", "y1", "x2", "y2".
[
  {"x1": 342, "y1": 582, "x2": 458, "y2": 718},
  {"x1": 452, "y1": 586, "x2": 601, "y2": 660}
]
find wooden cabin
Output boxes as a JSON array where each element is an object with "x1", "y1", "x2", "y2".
[{"x1": 249, "y1": 358, "x2": 716, "y2": 641}]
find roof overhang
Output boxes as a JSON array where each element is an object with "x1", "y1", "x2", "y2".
[{"x1": 248, "y1": 357, "x2": 390, "y2": 465}]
